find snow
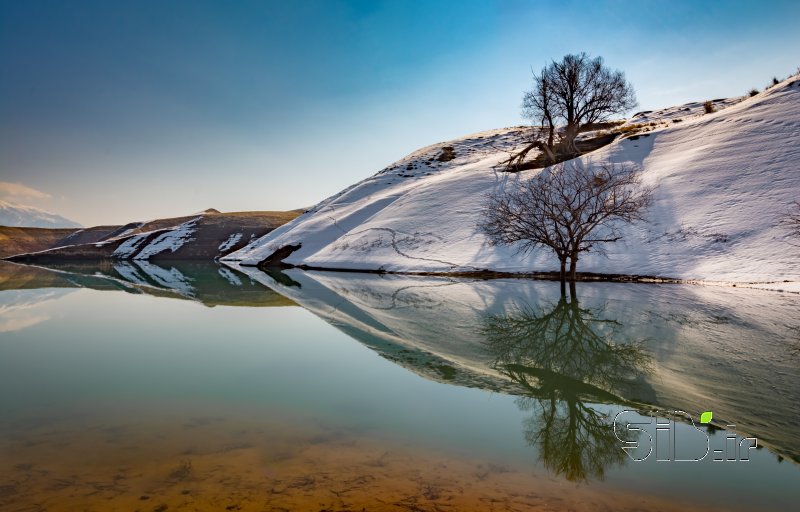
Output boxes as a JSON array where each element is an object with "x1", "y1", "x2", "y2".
[
  {"x1": 626, "y1": 96, "x2": 744, "y2": 126},
  {"x1": 111, "y1": 218, "x2": 199, "y2": 260},
  {"x1": 112, "y1": 232, "x2": 151, "y2": 257},
  {"x1": 0, "y1": 199, "x2": 81, "y2": 228},
  {"x1": 224, "y1": 76, "x2": 800, "y2": 285},
  {"x1": 133, "y1": 218, "x2": 199, "y2": 260},
  {"x1": 218, "y1": 232, "x2": 242, "y2": 252},
  {"x1": 739, "y1": 281, "x2": 800, "y2": 294}
]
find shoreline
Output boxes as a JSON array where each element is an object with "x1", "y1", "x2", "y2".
[
  {"x1": 230, "y1": 260, "x2": 800, "y2": 292},
  {"x1": 5, "y1": 254, "x2": 798, "y2": 293}
]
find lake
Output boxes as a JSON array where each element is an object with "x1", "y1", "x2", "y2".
[{"x1": 0, "y1": 260, "x2": 798, "y2": 511}]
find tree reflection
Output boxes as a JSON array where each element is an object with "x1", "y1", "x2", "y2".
[{"x1": 482, "y1": 288, "x2": 652, "y2": 482}]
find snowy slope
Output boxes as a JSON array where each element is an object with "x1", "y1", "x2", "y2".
[
  {"x1": 626, "y1": 95, "x2": 744, "y2": 125},
  {"x1": 224, "y1": 77, "x2": 800, "y2": 283},
  {"x1": 8, "y1": 210, "x2": 300, "y2": 262},
  {"x1": 0, "y1": 200, "x2": 81, "y2": 228},
  {"x1": 110, "y1": 217, "x2": 200, "y2": 259}
]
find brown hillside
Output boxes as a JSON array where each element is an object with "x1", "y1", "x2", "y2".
[
  {"x1": 6, "y1": 210, "x2": 302, "y2": 262},
  {"x1": 0, "y1": 225, "x2": 122, "y2": 259}
]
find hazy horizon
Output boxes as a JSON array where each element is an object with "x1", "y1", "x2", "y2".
[{"x1": 2, "y1": 0, "x2": 799, "y2": 226}]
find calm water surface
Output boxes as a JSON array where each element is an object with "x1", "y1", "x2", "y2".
[{"x1": 0, "y1": 261, "x2": 798, "y2": 511}]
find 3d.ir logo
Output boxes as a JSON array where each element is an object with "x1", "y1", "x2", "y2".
[{"x1": 613, "y1": 410, "x2": 757, "y2": 462}]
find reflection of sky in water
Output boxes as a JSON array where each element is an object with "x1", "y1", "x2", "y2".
[
  {"x1": 0, "y1": 288, "x2": 75, "y2": 332},
  {"x1": 0, "y1": 264, "x2": 798, "y2": 511}
]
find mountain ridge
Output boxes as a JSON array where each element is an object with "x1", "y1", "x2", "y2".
[
  {"x1": 5, "y1": 210, "x2": 302, "y2": 262},
  {"x1": 0, "y1": 199, "x2": 81, "y2": 229}
]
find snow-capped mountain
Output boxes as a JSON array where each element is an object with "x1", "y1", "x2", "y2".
[
  {"x1": 0, "y1": 200, "x2": 81, "y2": 228},
  {"x1": 223, "y1": 76, "x2": 800, "y2": 285}
]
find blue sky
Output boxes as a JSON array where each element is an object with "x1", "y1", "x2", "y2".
[{"x1": 1, "y1": 0, "x2": 799, "y2": 225}]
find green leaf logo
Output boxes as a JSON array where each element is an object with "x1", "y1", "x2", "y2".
[{"x1": 700, "y1": 411, "x2": 713, "y2": 424}]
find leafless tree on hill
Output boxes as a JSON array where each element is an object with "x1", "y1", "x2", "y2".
[
  {"x1": 502, "y1": 53, "x2": 636, "y2": 170},
  {"x1": 480, "y1": 161, "x2": 653, "y2": 287}
]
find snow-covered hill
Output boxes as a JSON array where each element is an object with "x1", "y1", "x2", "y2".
[
  {"x1": 224, "y1": 77, "x2": 800, "y2": 284},
  {"x1": 7, "y1": 210, "x2": 301, "y2": 262},
  {"x1": 0, "y1": 200, "x2": 81, "y2": 228}
]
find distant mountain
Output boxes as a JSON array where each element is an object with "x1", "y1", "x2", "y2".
[
  {"x1": 6, "y1": 209, "x2": 302, "y2": 262},
  {"x1": 0, "y1": 200, "x2": 81, "y2": 228}
]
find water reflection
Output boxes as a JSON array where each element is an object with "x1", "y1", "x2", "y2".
[
  {"x1": 2, "y1": 260, "x2": 799, "y2": 480},
  {"x1": 0, "y1": 260, "x2": 293, "y2": 308},
  {"x1": 482, "y1": 291, "x2": 652, "y2": 401},
  {"x1": 482, "y1": 289, "x2": 651, "y2": 481},
  {"x1": 236, "y1": 268, "x2": 799, "y2": 466},
  {"x1": 0, "y1": 289, "x2": 74, "y2": 333}
]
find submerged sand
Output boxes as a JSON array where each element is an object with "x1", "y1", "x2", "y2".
[{"x1": 1, "y1": 408, "x2": 695, "y2": 512}]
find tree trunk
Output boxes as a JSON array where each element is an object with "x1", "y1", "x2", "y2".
[
  {"x1": 546, "y1": 121, "x2": 555, "y2": 161},
  {"x1": 501, "y1": 139, "x2": 553, "y2": 171},
  {"x1": 540, "y1": 141, "x2": 556, "y2": 164},
  {"x1": 564, "y1": 123, "x2": 580, "y2": 155},
  {"x1": 559, "y1": 259, "x2": 567, "y2": 295},
  {"x1": 568, "y1": 255, "x2": 578, "y2": 282}
]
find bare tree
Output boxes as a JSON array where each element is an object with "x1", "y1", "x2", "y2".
[
  {"x1": 512, "y1": 53, "x2": 636, "y2": 168},
  {"x1": 479, "y1": 161, "x2": 653, "y2": 285}
]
